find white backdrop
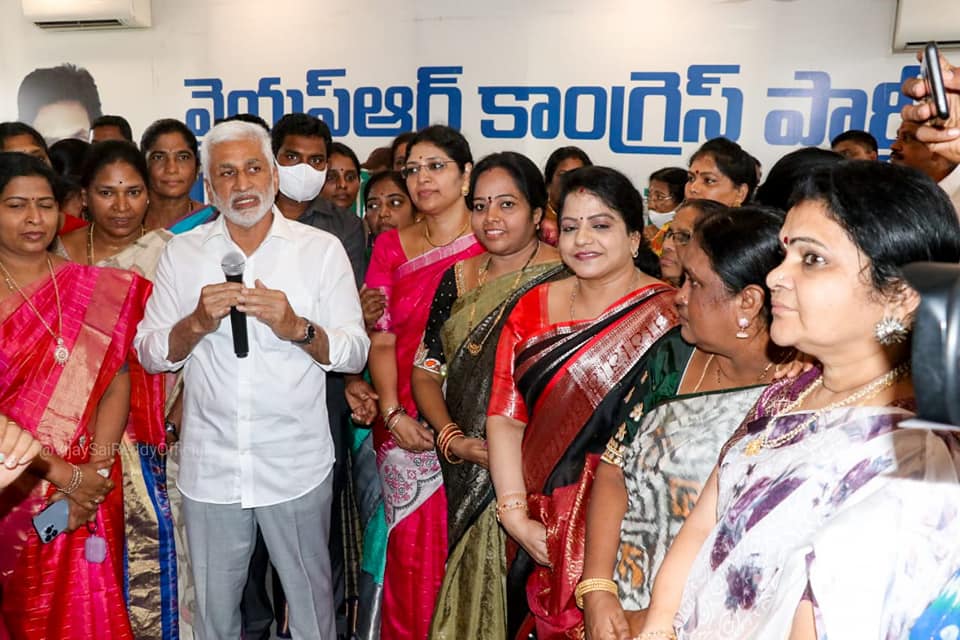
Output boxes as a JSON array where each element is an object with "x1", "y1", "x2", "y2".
[{"x1": 0, "y1": 0, "x2": 921, "y2": 185}]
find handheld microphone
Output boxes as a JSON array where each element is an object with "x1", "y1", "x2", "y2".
[{"x1": 221, "y1": 252, "x2": 249, "y2": 358}]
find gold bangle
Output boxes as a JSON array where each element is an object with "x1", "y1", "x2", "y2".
[
  {"x1": 442, "y1": 433, "x2": 465, "y2": 464},
  {"x1": 437, "y1": 423, "x2": 466, "y2": 464},
  {"x1": 58, "y1": 463, "x2": 83, "y2": 495},
  {"x1": 385, "y1": 411, "x2": 406, "y2": 432},
  {"x1": 634, "y1": 632, "x2": 677, "y2": 640},
  {"x1": 574, "y1": 577, "x2": 618, "y2": 609},
  {"x1": 381, "y1": 405, "x2": 404, "y2": 423}
]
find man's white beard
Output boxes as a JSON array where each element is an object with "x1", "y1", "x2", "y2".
[{"x1": 215, "y1": 184, "x2": 275, "y2": 229}]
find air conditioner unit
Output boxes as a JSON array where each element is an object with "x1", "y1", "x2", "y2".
[
  {"x1": 893, "y1": 0, "x2": 960, "y2": 52},
  {"x1": 21, "y1": 0, "x2": 151, "y2": 31}
]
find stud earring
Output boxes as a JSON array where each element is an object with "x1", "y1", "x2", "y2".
[
  {"x1": 874, "y1": 316, "x2": 909, "y2": 345},
  {"x1": 736, "y1": 317, "x2": 750, "y2": 339}
]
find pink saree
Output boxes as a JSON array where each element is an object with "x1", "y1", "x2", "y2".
[
  {"x1": 0, "y1": 262, "x2": 156, "y2": 640},
  {"x1": 366, "y1": 229, "x2": 483, "y2": 639}
]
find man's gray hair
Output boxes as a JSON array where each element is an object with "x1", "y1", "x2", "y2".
[{"x1": 200, "y1": 120, "x2": 275, "y2": 178}]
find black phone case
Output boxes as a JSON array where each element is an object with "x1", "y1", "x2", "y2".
[{"x1": 923, "y1": 42, "x2": 951, "y2": 121}]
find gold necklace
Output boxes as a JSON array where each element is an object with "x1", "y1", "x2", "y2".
[
  {"x1": 569, "y1": 270, "x2": 641, "y2": 321},
  {"x1": 0, "y1": 256, "x2": 69, "y2": 365},
  {"x1": 424, "y1": 217, "x2": 470, "y2": 248},
  {"x1": 715, "y1": 359, "x2": 775, "y2": 385},
  {"x1": 465, "y1": 241, "x2": 541, "y2": 356},
  {"x1": 87, "y1": 222, "x2": 146, "y2": 265},
  {"x1": 744, "y1": 362, "x2": 910, "y2": 456},
  {"x1": 692, "y1": 352, "x2": 715, "y2": 393}
]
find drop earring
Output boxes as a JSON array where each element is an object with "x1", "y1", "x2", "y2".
[{"x1": 736, "y1": 317, "x2": 750, "y2": 339}]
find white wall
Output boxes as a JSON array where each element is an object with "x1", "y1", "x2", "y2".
[{"x1": 0, "y1": 0, "x2": 920, "y2": 184}]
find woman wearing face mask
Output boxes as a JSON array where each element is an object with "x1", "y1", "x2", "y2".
[
  {"x1": 643, "y1": 167, "x2": 687, "y2": 254},
  {"x1": 487, "y1": 166, "x2": 675, "y2": 639}
]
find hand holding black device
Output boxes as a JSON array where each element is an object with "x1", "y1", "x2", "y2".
[{"x1": 922, "y1": 41, "x2": 951, "y2": 125}]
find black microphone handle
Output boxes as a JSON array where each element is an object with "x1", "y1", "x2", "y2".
[{"x1": 224, "y1": 273, "x2": 248, "y2": 358}]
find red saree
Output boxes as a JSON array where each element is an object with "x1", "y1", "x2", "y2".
[
  {"x1": 488, "y1": 281, "x2": 678, "y2": 639},
  {"x1": 0, "y1": 262, "x2": 159, "y2": 640},
  {"x1": 365, "y1": 230, "x2": 483, "y2": 639}
]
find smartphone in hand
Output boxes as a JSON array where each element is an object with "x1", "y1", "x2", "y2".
[
  {"x1": 922, "y1": 41, "x2": 951, "y2": 124},
  {"x1": 32, "y1": 499, "x2": 69, "y2": 543}
]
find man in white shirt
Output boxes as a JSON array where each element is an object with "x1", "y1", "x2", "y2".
[{"x1": 135, "y1": 120, "x2": 369, "y2": 639}]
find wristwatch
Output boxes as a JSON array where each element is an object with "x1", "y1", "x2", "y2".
[{"x1": 292, "y1": 317, "x2": 316, "y2": 345}]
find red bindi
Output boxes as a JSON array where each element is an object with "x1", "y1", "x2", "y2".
[{"x1": 577, "y1": 187, "x2": 586, "y2": 193}]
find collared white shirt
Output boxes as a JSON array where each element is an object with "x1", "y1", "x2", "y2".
[
  {"x1": 939, "y1": 164, "x2": 960, "y2": 217},
  {"x1": 135, "y1": 209, "x2": 369, "y2": 507}
]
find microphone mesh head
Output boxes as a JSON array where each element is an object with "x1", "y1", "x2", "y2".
[{"x1": 221, "y1": 252, "x2": 245, "y2": 277}]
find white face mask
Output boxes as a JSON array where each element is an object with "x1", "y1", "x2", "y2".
[
  {"x1": 277, "y1": 163, "x2": 327, "y2": 202},
  {"x1": 648, "y1": 209, "x2": 677, "y2": 229}
]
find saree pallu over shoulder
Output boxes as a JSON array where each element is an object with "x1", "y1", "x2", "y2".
[
  {"x1": 517, "y1": 284, "x2": 678, "y2": 492},
  {"x1": 504, "y1": 283, "x2": 678, "y2": 639},
  {"x1": 366, "y1": 230, "x2": 483, "y2": 640},
  {"x1": 0, "y1": 263, "x2": 153, "y2": 452},
  {"x1": 0, "y1": 263, "x2": 150, "y2": 640},
  {"x1": 427, "y1": 262, "x2": 566, "y2": 640},
  {"x1": 441, "y1": 262, "x2": 566, "y2": 545},
  {"x1": 676, "y1": 371, "x2": 960, "y2": 640},
  {"x1": 96, "y1": 234, "x2": 180, "y2": 640},
  {"x1": 615, "y1": 384, "x2": 765, "y2": 611}
]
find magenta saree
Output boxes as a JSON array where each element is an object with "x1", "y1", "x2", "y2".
[
  {"x1": 365, "y1": 229, "x2": 483, "y2": 639},
  {"x1": 0, "y1": 262, "x2": 155, "y2": 640}
]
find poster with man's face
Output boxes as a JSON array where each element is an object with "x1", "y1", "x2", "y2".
[{"x1": 17, "y1": 63, "x2": 103, "y2": 144}]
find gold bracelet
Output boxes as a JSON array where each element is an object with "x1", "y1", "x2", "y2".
[
  {"x1": 633, "y1": 632, "x2": 677, "y2": 640},
  {"x1": 495, "y1": 500, "x2": 528, "y2": 522},
  {"x1": 574, "y1": 577, "x2": 618, "y2": 609}
]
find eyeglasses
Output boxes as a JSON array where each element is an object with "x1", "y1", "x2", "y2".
[
  {"x1": 664, "y1": 229, "x2": 692, "y2": 246},
  {"x1": 400, "y1": 159, "x2": 456, "y2": 179},
  {"x1": 649, "y1": 191, "x2": 675, "y2": 203}
]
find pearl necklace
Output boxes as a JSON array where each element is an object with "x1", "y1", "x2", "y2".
[{"x1": 744, "y1": 362, "x2": 910, "y2": 456}]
